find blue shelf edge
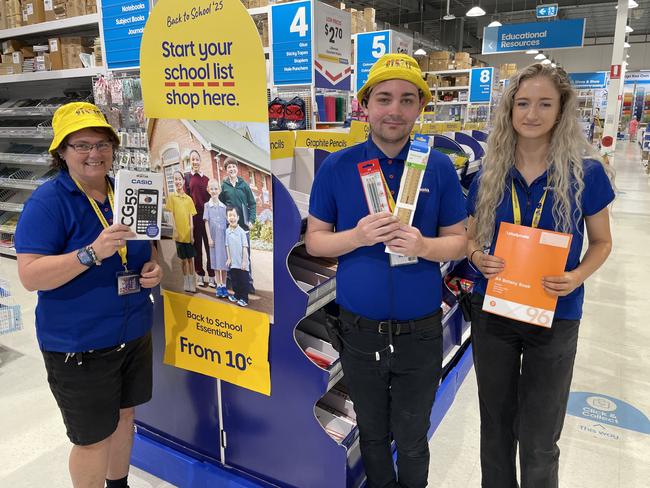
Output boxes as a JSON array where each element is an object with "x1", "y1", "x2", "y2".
[{"x1": 132, "y1": 344, "x2": 475, "y2": 488}]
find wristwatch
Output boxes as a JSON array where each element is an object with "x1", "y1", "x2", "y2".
[{"x1": 77, "y1": 246, "x2": 101, "y2": 267}]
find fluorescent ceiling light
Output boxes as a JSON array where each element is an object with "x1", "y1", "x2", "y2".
[
  {"x1": 488, "y1": 20, "x2": 502, "y2": 27},
  {"x1": 526, "y1": 49, "x2": 539, "y2": 54},
  {"x1": 541, "y1": 59, "x2": 552, "y2": 65},
  {"x1": 624, "y1": 41, "x2": 631, "y2": 48},
  {"x1": 616, "y1": 0, "x2": 638, "y2": 8},
  {"x1": 443, "y1": 13, "x2": 456, "y2": 20},
  {"x1": 414, "y1": 48, "x2": 427, "y2": 56},
  {"x1": 625, "y1": 25, "x2": 634, "y2": 33},
  {"x1": 534, "y1": 53, "x2": 546, "y2": 60},
  {"x1": 466, "y1": 6, "x2": 486, "y2": 17}
]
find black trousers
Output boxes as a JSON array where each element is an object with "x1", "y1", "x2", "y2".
[
  {"x1": 470, "y1": 294, "x2": 580, "y2": 488},
  {"x1": 192, "y1": 214, "x2": 214, "y2": 278},
  {"x1": 339, "y1": 311, "x2": 443, "y2": 488},
  {"x1": 230, "y1": 268, "x2": 249, "y2": 302}
]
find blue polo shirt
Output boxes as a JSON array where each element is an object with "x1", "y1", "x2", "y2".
[
  {"x1": 467, "y1": 159, "x2": 615, "y2": 320},
  {"x1": 309, "y1": 136, "x2": 467, "y2": 320},
  {"x1": 14, "y1": 170, "x2": 153, "y2": 352}
]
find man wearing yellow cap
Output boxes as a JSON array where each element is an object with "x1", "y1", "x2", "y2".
[
  {"x1": 306, "y1": 54, "x2": 467, "y2": 487},
  {"x1": 15, "y1": 102, "x2": 162, "y2": 488}
]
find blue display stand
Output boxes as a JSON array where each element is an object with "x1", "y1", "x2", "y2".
[{"x1": 133, "y1": 175, "x2": 475, "y2": 488}]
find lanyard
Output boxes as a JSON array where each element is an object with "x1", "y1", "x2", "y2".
[
  {"x1": 71, "y1": 175, "x2": 128, "y2": 268},
  {"x1": 511, "y1": 180, "x2": 548, "y2": 229}
]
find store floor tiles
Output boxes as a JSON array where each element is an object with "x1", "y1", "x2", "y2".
[{"x1": 1, "y1": 141, "x2": 649, "y2": 487}]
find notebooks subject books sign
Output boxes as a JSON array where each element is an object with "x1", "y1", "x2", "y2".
[
  {"x1": 114, "y1": 170, "x2": 164, "y2": 240},
  {"x1": 482, "y1": 222, "x2": 572, "y2": 327}
]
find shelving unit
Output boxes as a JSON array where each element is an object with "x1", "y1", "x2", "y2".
[
  {"x1": 0, "y1": 14, "x2": 101, "y2": 39},
  {"x1": 0, "y1": 67, "x2": 106, "y2": 84}
]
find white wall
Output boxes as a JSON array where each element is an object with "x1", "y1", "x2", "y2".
[{"x1": 478, "y1": 42, "x2": 650, "y2": 74}]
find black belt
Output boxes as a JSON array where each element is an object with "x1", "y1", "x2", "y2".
[{"x1": 339, "y1": 308, "x2": 441, "y2": 335}]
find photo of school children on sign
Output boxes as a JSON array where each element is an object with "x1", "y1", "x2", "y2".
[{"x1": 148, "y1": 118, "x2": 273, "y2": 317}]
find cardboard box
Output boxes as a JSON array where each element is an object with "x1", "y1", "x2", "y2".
[
  {"x1": 21, "y1": 0, "x2": 46, "y2": 24},
  {"x1": 2, "y1": 39, "x2": 24, "y2": 54},
  {"x1": 429, "y1": 59, "x2": 448, "y2": 71},
  {"x1": 417, "y1": 57, "x2": 429, "y2": 72},
  {"x1": 455, "y1": 51, "x2": 470, "y2": 61},
  {"x1": 35, "y1": 53, "x2": 51, "y2": 71},
  {"x1": 0, "y1": 0, "x2": 7, "y2": 29},
  {"x1": 43, "y1": 0, "x2": 56, "y2": 20},
  {"x1": 65, "y1": 0, "x2": 85, "y2": 17},
  {"x1": 48, "y1": 37, "x2": 63, "y2": 70},
  {"x1": 0, "y1": 63, "x2": 18, "y2": 75},
  {"x1": 430, "y1": 51, "x2": 451, "y2": 60}
]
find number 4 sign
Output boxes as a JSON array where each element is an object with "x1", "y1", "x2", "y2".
[{"x1": 270, "y1": 0, "x2": 313, "y2": 85}]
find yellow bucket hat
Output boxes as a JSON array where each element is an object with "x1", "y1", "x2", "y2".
[
  {"x1": 357, "y1": 53, "x2": 432, "y2": 107},
  {"x1": 48, "y1": 102, "x2": 120, "y2": 155}
]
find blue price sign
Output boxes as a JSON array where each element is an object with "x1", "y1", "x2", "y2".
[
  {"x1": 101, "y1": 0, "x2": 150, "y2": 70},
  {"x1": 355, "y1": 31, "x2": 390, "y2": 92},
  {"x1": 469, "y1": 67, "x2": 493, "y2": 103},
  {"x1": 271, "y1": 0, "x2": 313, "y2": 85},
  {"x1": 536, "y1": 4, "x2": 558, "y2": 18},
  {"x1": 482, "y1": 18, "x2": 585, "y2": 54}
]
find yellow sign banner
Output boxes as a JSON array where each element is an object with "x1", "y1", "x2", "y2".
[
  {"x1": 294, "y1": 131, "x2": 351, "y2": 152},
  {"x1": 270, "y1": 131, "x2": 296, "y2": 160},
  {"x1": 163, "y1": 290, "x2": 271, "y2": 396},
  {"x1": 349, "y1": 120, "x2": 370, "y2": 144},
  {"x1": 140, "y1": 0, "x2": 267, "y2": 122}
]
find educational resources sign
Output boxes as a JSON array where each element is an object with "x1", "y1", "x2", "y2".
[{"x1": 482, "y1": 19, "x2": 585, "y2": 54}]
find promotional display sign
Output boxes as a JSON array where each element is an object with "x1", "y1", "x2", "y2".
[
  {"x1": 349, "y1": 120, "x2": 370, "y2": 143},
  {"x1": 140, "y1": 0, "x2": 272, "y2": 394},
  {"x1": 314, "y1": 2, "x2": 351, "y2": 90},
  {"x1": 270, "y1": 130, "x2": 297, "y2": 188},
  {"x1": 624, "y1": 71, "x2": 650, "y2": 85},
  {"x1": 536, "y1": 4, "x2": 558, "y2": 18},
  {"x1": 469, "y1": 67, "x2": 494, "y2": 103},
  {"x1": 482, "y1": 18, "x2": 586, "y2": 54},
  {"x1": 101, "y1": 0, "x2": 150, "y2": 70},
  {"x1": 355, "y1": 30, "x2": 390, "y2": 92},
  {"x1": 483, "y1": 222, "x2": 572, "y2": 327},
  {"x1": 568, "y1": 72, "x2": 608, "y2": 89},
  {"x1": 163, "y1": 291, "x2": 271, "y2": 396},
  {"x1": 271, "y1": 0, "x2": 313, "y2": 86}
]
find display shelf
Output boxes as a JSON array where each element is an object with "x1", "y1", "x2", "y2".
[
  {"x1": 0, "y1": 202, "x2": 23, "y2": 212},
  {"x1": 315, "y1": 121, "x2": 345, "y2": 125},
  {"x1": 0, "y1": 179, "x2": 41, "y2": 191},
  {"x1": 0, "y1": 67, "x2": 106, "y2": 84},
  {"x1": 0, "y1": 107, "x2": 58, "y2": 118},
  {"x1": 435, "y1": 101, "x2": 469, "y2": 106},
  {"x1": 425, "y1": 69, "x2": 471, "y2": 76},
  {"x1": 0, "y1": 14, "x2": 100, "y2": 40},
  {"x1": 0, "y1": 153, "x2": 50, "y2": 166},
  {"x1": 0, "y1": 127, "x2": 52, "y2": 139},
  {"x1": 431, "y1": 86, "x2": 469, "y2": 91}
]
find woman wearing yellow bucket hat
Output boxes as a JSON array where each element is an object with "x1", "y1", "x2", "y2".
[{"x1": 14, "y1": 102, "x2": 162, "y2": 488}]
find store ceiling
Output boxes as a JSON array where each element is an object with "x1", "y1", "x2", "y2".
[{"x1": 343, "y1": 0, "x2": 649, "y2": 52}]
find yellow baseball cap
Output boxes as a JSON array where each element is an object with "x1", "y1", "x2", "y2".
[
  {"x1": 357, "y1": 53, "x2": 432, "y2": 106},
  {"x1": 48, "y1": 102, "x2": 120, "y2": 155}
]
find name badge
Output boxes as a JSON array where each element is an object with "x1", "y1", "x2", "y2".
[
  {"x1": 389, "y1": 254, "x2": 418, "y2": 267},
  {"x1": 117, "y1": 270, "x2": 141, "y2": 296}
]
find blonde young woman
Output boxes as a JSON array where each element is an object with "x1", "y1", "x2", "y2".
[{"x1": 466, "y1": 64, "x2": 615, "y2": 488}]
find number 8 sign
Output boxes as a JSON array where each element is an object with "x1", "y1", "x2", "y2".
[{"x1": 469, "y1": 67, "x2": 494, "y2": 103}]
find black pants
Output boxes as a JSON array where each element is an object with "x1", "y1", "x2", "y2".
[
  {"x1": 192, "y1": 214, "x2": 214, "y2": 278},
  {"x1": 230, "y1": 268, "x2": 249, "y2": 302},
  {"x1": 339, "y1": 311, "x2": 443, "y2": 488},
  {"x1": 470, "y1": 294, "x2": 580, "y2": 488}
]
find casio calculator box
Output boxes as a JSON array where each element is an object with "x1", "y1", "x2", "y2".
[{"x1": 114, "y1": 170, "x2": 164, "y2": 240}]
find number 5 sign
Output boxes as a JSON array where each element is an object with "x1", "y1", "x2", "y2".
[
  {"x1": 469, "y1": 67, "x2": 494, "y2": 103},
  {"x1": 270, "y1": 0, "x2": 313, "y2": 85},
  {"x1": 355, "y1": 31, "x2": 390, "y2": 92}
]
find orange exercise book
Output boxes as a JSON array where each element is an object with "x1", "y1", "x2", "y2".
[{"x1": 482, "y1": 222, "x2": 572, "y2": 328}]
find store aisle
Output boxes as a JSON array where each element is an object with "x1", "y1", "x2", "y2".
[
  {"x1": 428, "y1": 141, "x2": 650, "y2": 488},
  {"x1": 1, "y1": 142, "x2": 648, "y2": 488}
]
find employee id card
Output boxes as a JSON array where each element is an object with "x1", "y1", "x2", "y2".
[{"x1": 117, "y1": 270, "x2": 141, "y2": 296}]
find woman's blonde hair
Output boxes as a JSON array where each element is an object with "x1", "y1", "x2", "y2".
[{"x1": 473, "y1": 63, "x2": 611, "y2": 247}]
